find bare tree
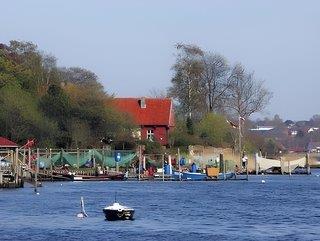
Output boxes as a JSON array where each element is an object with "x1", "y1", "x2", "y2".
[
  {"x1": 42, "y1": 54, "x2": 57, "y2": 83},
  {"x1": 225, "y1": 63, "x2": 272, "y2": 118},
  {"x1": 148, "y1": 88, "x2": 167, "y2": 98},
  {"x1": 200, "y1": 53, "x2": 230, "y2": 112}
]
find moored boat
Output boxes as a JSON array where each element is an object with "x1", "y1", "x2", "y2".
[
  {"x1": 173, "y1": 171, "x2": 207, "y2": 181},
  {"x1": 103, "y1": 202, "x2": 134, "y2": 221},
  {"x1": 71, "y1": 172, "x2": 125, "y2": 181},
  {"x1": 172, "y1": 171, "x2": 235, "y2": 181}
]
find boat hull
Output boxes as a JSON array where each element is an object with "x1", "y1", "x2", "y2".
[
  {"x1": 173, "y1": 171, "x2": 235, "y2": 180},
  {"x1": 103, "y1": 209, "x2": 134, "y2": 221},
  {"x1": 72, "y1": 173, "x2": 125, "y2": 181},
  {"x1": 173, "y1": 172, "x2": 207, "y2": 181}
]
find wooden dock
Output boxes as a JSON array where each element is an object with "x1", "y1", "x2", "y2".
[{"x1": 0, "y1": 171, "x2": 24, "y2": 188}]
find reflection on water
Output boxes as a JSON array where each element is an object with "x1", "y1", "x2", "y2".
[{"x1": 1, "y1": 170, "x2": 320, "y2": 241}]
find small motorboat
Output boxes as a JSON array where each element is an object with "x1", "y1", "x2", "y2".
[
  {"x1": 71, "y1": 171, "x2": 125, "y2": 181},
  {"x1": 172, "y1": 171, "x2": 235, "y2": 181},
  {"x1": 103, "y1": 202, "x2": 134, "y2": 221},
  {"x1": 172, "y1": 171, "x2": 207, "y2": 181}
]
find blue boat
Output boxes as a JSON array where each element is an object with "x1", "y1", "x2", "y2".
[
  {"x1": 217, "y1": 172, "x2": 235, "y2": 180},
  {"x1": 172, "y1": 171, "x2": 235, "y2": 181},
  {"x1": 172, "y1": 171, "x2": 207, "y2": 181}
]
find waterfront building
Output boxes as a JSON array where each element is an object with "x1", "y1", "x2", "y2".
[{"x1": 113, "y1": 97, "x2": 175, "y2": 146}]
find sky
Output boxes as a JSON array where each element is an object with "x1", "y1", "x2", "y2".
[{"x1": 1, "y1": 0, "x2": 319, "y2": 121}]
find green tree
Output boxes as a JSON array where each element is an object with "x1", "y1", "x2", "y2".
[
  {"x1": 168, "y1": 44, "x2": 206, "y2": 120},
  {"x1": 197, "y1": 113, "x2": 232, "y2": 146},
  {"x1": 0, "y1": 83, "x2": 57, "y2": 145},
  {"x1": 169, "y1": 119, "x2": 201, "y2": 147}
]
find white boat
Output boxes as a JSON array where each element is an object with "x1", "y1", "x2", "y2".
[{"x1": 103, "y1": 202, "x2": 134, "y2": 221}]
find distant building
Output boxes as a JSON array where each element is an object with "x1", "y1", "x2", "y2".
[
  {"x1": 113, "y1": 97, "x2": 175, "y2": 146},
  {"x1": 250, "y1": 126, "x2": 274, "y2": 131},
  {"x1": 308, "y1": 127, "x2": 319, "y2": 133},
  {"x1": 307, "y1": 142, "x2": 320, "y2": 153},
  {"x1": 284, "y1": 120, "x2": 295, "y2": 127},
  {"x1": 288, "y1": 130, "x2": 298, "y2": 136}
]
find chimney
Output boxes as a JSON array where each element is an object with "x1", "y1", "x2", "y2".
[{"x1": 139, "y1": 97, "x2": 146, "y2": 108}]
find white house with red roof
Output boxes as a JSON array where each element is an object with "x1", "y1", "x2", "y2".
[{"x1": 113, "y1": 97, "x2": 175, "y2": 145}]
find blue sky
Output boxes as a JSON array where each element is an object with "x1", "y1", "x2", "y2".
[{"x1": 1, "y1": 0, "x2": 319, "y2": 120}]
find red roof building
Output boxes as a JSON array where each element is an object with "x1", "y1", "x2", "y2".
[
  {"x1": 0, "y1": 137, "x2": 18, "y2": 148},
  {"x1": 113, "y1": 97, "x2": 175, "y2": 145}
]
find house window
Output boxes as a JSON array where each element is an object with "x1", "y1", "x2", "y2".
[{"x1": 147, "y1": 129, "x2": 154, "y2": 141}]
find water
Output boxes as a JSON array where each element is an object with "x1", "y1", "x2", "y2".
[{"x1": 1, "y1": 171, "x2": 320, "y2": 241}]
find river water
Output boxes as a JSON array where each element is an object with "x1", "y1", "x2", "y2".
[{"x1": 1, "y1": 171, "x2": 320, "y2": 241}]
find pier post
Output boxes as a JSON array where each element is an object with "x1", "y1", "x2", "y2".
[
  {"x1": 35, "y1": 148, "x2": 39, "y2": 193},
  {"x1": 219, "y1": 153, "x2": 226, "y2": 180},
  {"x1": 177, "y1": 148, "x2": 181, "y2": 181},
  {"x1": 49, "y1": 148, "x2": 53, "y2": 181},
  {"x1": 22, "y1": 148, "x2": 26, "y2": 167},
  {"x1": 138, "y1": 145, "x2": 141, "y2": 181},
  {"x1": 168, "y1": 155, "x2": 172, "y2": 176},
  {"x1": 224, "y1": 155, "x2": 227, "y2": 180},
  {"x1": 0, "y1": 171, "x2": 3, "y2": 186},
  {"x1": 162, "y1": 154, "x2": 165, "y2": 182},
  {"x1": 255, "y1": 153, "x2": 258, "y2": 175},
  {"x1": 143, "y1": 155, "x2": 146, "y2": 170},
  {"x1": 219, "y1": 153, "x2": 223, "y2": 173},
  {"x1": 116, "y1": 160, "x2": 119, "y2": 172},
  {"x1": 306, "y1": 153, "x2": 311, "y2": 175},
  {"x1": 28, "y1": 148, "x2": 31, "y2": 169},
  {"x1": 77, "y1": 148, "x2": 80, "y2": 169},
  {"x1": 15, "y1": 148, "x2": 19, "y2": 185},
  {"x1": 288, "y1": 159, "x2": 291, "y2": 176},
  {"x1": 93, "y1": 155, "x2": 96, "y2": 169},
  {"x1": 10, "y1": 150, "x2": 14, "y2": 173}
]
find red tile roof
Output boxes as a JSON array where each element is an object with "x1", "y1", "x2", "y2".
[
  {"x1": 0, "y1": 137, "x2": 18, "y2": 147},
  {"x1": 113, "y1": 98, "x2": 174, "y2": 127}
]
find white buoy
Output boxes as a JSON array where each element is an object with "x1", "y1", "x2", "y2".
[
  {"x1": 60, "y1": 183, "x2": 63, "y2": 186},
  {"x1": 77, "y1": 213, "x2": 85, "y2": 218},
  {"x1": 36, "y1": 192, "x2": 40, "y2": 195},
  {"x1": 316, "y1": 174, "x2": 319, "y2": 177},
  {"x1": 261, "y1": 180, "x2": 266, "y2": 183}
]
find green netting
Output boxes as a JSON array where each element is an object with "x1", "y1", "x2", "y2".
[
  {"x1": 38, "y1": 149, "x2": 136, "y2": 168},
  {"x1": 97, "y1": 150, "x2": 136, "y2": 167}
]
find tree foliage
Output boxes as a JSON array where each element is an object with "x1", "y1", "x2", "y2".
[
  {"x1": 0, "y1": 40, "x2": 135, "y2": 148},
  {"x1": 197, "y1": 113, "x2": 232, "y2": 146}
]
